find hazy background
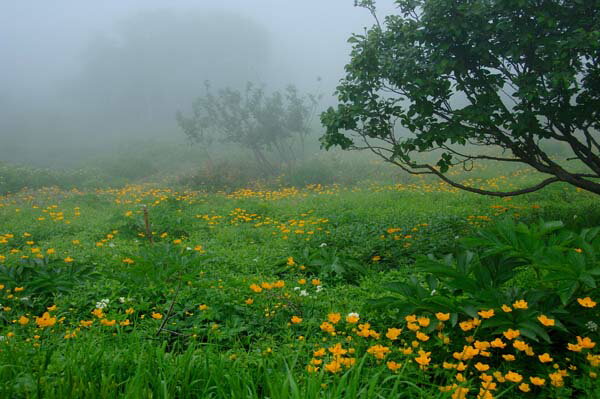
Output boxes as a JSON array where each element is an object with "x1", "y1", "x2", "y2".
[{"x1": 0, "y1": 0, "x2": 397, "y2": 168}]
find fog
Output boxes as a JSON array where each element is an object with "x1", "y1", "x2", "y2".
[{"x1": 0, "y1": 0, "x2": 396, "y2": 167}]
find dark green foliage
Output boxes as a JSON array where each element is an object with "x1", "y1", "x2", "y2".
[{"x1": 369, "y1": 219, "x2": 600, "y2": 343}]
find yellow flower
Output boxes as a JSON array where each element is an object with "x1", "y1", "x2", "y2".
[
  {"x1": 417, "y1": 317, "x2": 430, "y2": 327},
  {"x1": 512, "y1": 300, "x2": 528, "y2": 309},
  {"x1": 327, "y1": 312, "x2": 341, "y2": 324},
  {"x1": 80, "y1": 320, "x2": 93, "y2": 327},
  {"x1": 567, "y1": 343, "x2": 583, "y2": 352},
  {"x1": 100, "y1": 319, "x2": 116, "y2": 326},
  {"x1": 298, "y1": 279, "x2": 306, "y2": 285},
  {"x1": 249, "y1": 284, "x2": 262, "y2": 293},
  {"x1": 477, "y1": 309, "x2": 494, "y2": 319},
  {"x1": 502, "y1": 328, "x2": 520, "y2": 340},
  {"x1": 122, "y1": 258, "x2": 135, "y2": 265},
  {"x1": 387, "y1": 361, "x2": 401, "y2": 372},
  {"x1": 537, "y1": 314, "x2": 555, "y2": 326},
  {"x1": 490, "y1": 338, "x2": 506, "y2": 348},
  {"x1": 47, "y1": 305, "x2": 57, "y2": 311},
  {"x1": 35, "y1": 312, "x2": 56, "y2": 328},
  {"x1": 502, "y1": 354, "x2": 516, "y2": 361},
  {"x1": 245, "y1": 298, "x2": 254, "y2": 305},
  {"x1": 320, "y1": 322, "x2": 335, "y2": 333},
  {"x1": 287, "y1": 257, "x2": 295, "y2": 266},
  {"x1": 538, "y1": 353, "x2": 553, "y2": 363},
  {"x1": 346, "y1": 313, "x2": 359, "y2": 323},
  {"x1": 415, "y1": 350, "x2": 431, "y2": 367},
  {"x1": 46, "y1": 248, "x2": 56, "y2": 255},
  {"x1": 173, "y1": 239, "x2": 182, "y2": 245},
  {"x1": 18, "y1": 316, "x2": 29, "y2": 325},
  {"x1": 198, "y1": 304, "x2": 208, "y2": 311},
  {"x1": 119, "y1": 319, "x2": 130, "y2": 326},
  {"x1": 311, "y1": 279, "x2": 321, "y2": 286},
  {"x1": 529, "y1": 377, "x2": 545, "y2": 386},
  {"x1": 577, "y1": 297, "x2": 597, "y2": 308},
  {"x1": 435, "y1": 312, "x2": 450, "y2": 321},
  {"x1": 64, "y1": 256, "x2": 74, "y2": 263},
  {"x1": 151, "y1": 312, "x2": 163, "y2": 319},
  {"x1": 505, "y1": 371, "x2": 523, "y2": 383},
  {"x1": 371, "y1": 255, "x2": 381, "y2": 262},
  {"x1": 386, "y1": 327, "x2": 402, "y2": 340},
  {"x1": 125, "y1": 307, "x2": 134, "y2": 314},
  {"x1": 459, "y1": 320, "x2": 475, "y2": 331},
  {"x1": 324, "y1": 360, "x2": 342, "y2": 373},
  {"x1": 577, "y1": 336, "x2": 596, "y2": 349},
  {"x1": 14, "y1": 287, "x2": 24, "y2": 292},
  {"x1": 518, "y1": 383, "x2": 530, "y2": 392},
  {"x1": 92, "y1": 308, "x2": 105, "y2": 319},
  {"x1": 367, "y1": 344, "x2": 391, "y2": 359},
  {"x1": 313, "y1": 348, "x2": 326, "y2": 357},
  {"x1": 415, "y1": 331, "x2": 429, "y2": 341},
  {"x1": 474, "y1": 362, "x2": 489, "y2": 372},
  {"x1": 328, "y1": 343, "x2": 348, "y2": 357},
  {"x1": 291, "y1": 316, "x2": 303, "y2": 324}
]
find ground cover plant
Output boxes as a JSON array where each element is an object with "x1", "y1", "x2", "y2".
[{"x1": 0, "y1": 165, "x2": 599, "y2": 398}]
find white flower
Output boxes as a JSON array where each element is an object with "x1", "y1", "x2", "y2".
[
  {"x1": 430, "y1": 289, "x2": 437, "y2": 295},
  {"x1": 0, "y1": 336, "x2": 5, "y2": 341},
  {"x1": 95, "y1": 302, "x2": 106, "y2": 309},
  {"x1": 119, "y1": 297, "x2": 126, "y2": 303},
  {"x1": 293, "y1": 287, "x2": 300, "y2": 291},
  {"x1": 108, "y1": 243, "x2": 115, "y2": 248},
  {"x1": 186, "y1": 247, "x2": 192, "y2": 251},
  {"x1": 316, "y1": 285, "x2": 323, "y2": 293},
  {"x1": 299, "y1": 290, "x2": 309, "y2": 297},
  {"x1": 320, "y1": 243, "x2": 327, "y2": 248},
  {"x1": 586, "y1": 321, "x2": 598, "y2": 332}
]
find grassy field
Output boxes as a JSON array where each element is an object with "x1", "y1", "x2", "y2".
[{"x1": 0, "y1": 165, "x2": 599, "y2": 398}]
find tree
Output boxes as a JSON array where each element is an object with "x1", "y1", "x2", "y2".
[
  {"x1": 177, "y1": 83, "x2": 318, "y2": 173},
  {"x1": 321, "y1": 0, "x2": 600, "y2": 196}
]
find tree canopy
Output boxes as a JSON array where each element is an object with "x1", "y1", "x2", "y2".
[
  {"x1": 177, "y1": 83, "x2": 318, "y2": 173},
  {"x1": 321, "y1": 0, "x2": 600, "y2": 196}
]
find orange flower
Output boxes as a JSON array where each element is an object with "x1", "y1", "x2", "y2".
[
  {"x1": 512, "y1": 300, "x2": 528, "y2": 309},
  {"x1": 249, "y1": 284, "x2": 262, "y2": 293},
  {"x1": 386, "y1": 327, "x2": 402, "y2": 340},
  {"x1": 577, "y1": 297, "x2": 597, "y2": 308},
  {"x1": 324, "y1": 360, "x2": 342, "y2": 373},
  {"x1": 327, "y1": 313, "x2": 341, "y2": 324},
  {"x1": 538, "y1": 353, "x2": 553, "y2": 363},
  {"x1": 36, "y1": 312, "x2": 56, "y2": 328},
  {"x1": 502, "y1": 328, "x2": 520, "y2": 340},
  {"x1": 320, "y1": 322, "x2": 335, "y2": 333},
  {"x1": 529, "y1": 377, "x2": 545, "y2": 386},
  {"x1": 387, "y1": 361, "x2": 401, "y2": 372},
  {"x1": 505, "y1": 371, "x2": 523, "y2": 383},
  {"x1": 435, "y1": 312, "x2": 450, "y2": 321},
  {"x1": 537, "y1": 314, "x2": 555, "y2": 326},
  {"x1": 291, "y1": 316, "x2": 302, "y2": 324},
  {"x1": 477, "y1": 309, "x2": 494, "y2": 319}
]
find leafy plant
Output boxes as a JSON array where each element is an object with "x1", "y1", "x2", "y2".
[{"x1": 369, "y1": 219, "x2": 600, "y2": 343}]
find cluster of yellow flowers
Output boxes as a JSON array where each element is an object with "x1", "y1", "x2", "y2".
[{"x1": 305, "y1": 298, "x2": 599, "y2": 397}]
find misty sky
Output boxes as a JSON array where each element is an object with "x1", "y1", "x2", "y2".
[{"x1": 0, "y1": 0, "x2": 397, "y2": 165}]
